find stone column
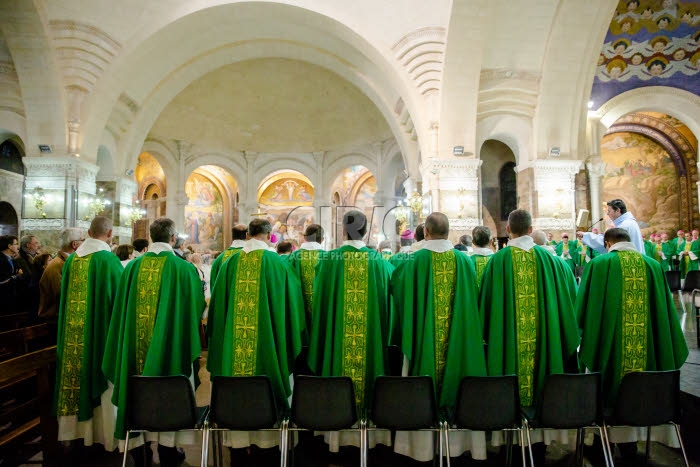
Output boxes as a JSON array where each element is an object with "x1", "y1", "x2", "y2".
[
  {"x1": 22, "y1": 156, "x2": 99, "y2": 250},
  {"x1": 531, "y1": 160, "x2": 583, "y2": 233},
  {"x1": 586, "y1": 159, "x2": 607, "y2": 224},
  {"x1": 420, "y1": 159, "x2": 482, "y2": 243},
  {"x1": 237, "y1": 151, "x2": 259, "y2": 224},
  {"x1": 113, "y1": 177, "x2": 138, "y2": 241}
]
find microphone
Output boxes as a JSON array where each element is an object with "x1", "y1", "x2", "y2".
[{"x1": 588, "y1": 218, "x2": 604, "y2": 232}]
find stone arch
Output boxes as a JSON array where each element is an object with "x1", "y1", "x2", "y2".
[
  {"x1": 0, "y1": 201, "x2": 19, "y2": 236},
  {"x1": 96, "y1": 145, "x2": 114, "y2": 180},
  {"x1": 254, "y1": 157, "x2": 317, "y2": 195},
  {"x1": 476, "y1": 115, "x2": 531, "y2": 166},
  {"x1": 325, "y1": 153, "x2": 378, "y2": 194},
  {"x1": 0, "y1": 138, "x2": 25, "y2": 175},
  {"x1": 185, "y1": 153, "x2": 247, "y2": 199},
  {"x1": 79, "y1": 2, "x2": 422, "y2": 178}
]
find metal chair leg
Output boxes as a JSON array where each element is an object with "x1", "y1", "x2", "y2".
[
  {"x1": 122, "y1": 431, "x2": 130, "y2": 467},
  {"x1": 443, "y1": 422, "x2": 451, "y2": 467},
  {"x1": 596, "y1": 425, "x2": 613, "y2": 467},
  {"x1": 216, "y1": 431, "x2": 224, "y2": 467},
  {"x1": 672, "y1": 423, "x2": 690, "y2": 467},
  {"x1": 280, "y1": 420, "x2": 288, "y2": 467},
  {"x1": 200, "y1": 423, "x2": 209, "y2": 467},
  {"x1": 524, "y1": 420, "x2": 535, "y2": 467},
  {"x1": 438, "y1": 423, "x2": 443, "y2": 467},
  {"x1": 576, "y1": 428, "x2": 584, "y2": 467},
  {"x1": 505, "y1": 429, "x2": 513, "y2": 466},
  {"x1": 518, "y1": 429, "x2": 526, "y2": 467}
]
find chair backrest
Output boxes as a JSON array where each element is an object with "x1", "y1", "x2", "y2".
[
  {"x1": 538, "y1": 373, "x2": 600, "y2": 429},
  {"x1": 454, "y1": 375, "x2": 520, "y2": 430},
  {"x1": 370, "y1": 376, "x2": 437, "y2": 430},
  {"x1": 613, "y1": 370, "x2": 680, "y2": 427},
  {"x1": 683, "y1": 270, "x2": 700, "y2": 292},
  {"x1": 126, "y1": 375, "x2": 198, "y2": 432},
  {"x1": 291, "y1": 375, "x2": 357, "y2": 431},
  {"x1": 210, "y1": 376, "x2": 278, "y2": 430},
  {"x1": 666, "y1": 270, "x2": 681, "y2": 292}
]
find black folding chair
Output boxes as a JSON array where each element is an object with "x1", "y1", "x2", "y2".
[
  {"x1": 207, "y1": 376, "x2": 286, "y2": 467},
  {"x1": 447, "y1": 375, "x2": 530, "y2": 467},
  {"x1": 522, "y1": 373, "x2": 612, "y2": 467},
  {"x1": 368, "y1": 376, "x2": 445, "y2": 467},
  {"x1": 692, "y1": 288, "x2": 700, "y2": 347},
  {"x1": 666, "y1": 270, "x2": 683, "y2": 309},
  {"x1": 603, "y1": 370, "x2": 689, "y2": 467},
  {"x1": 288, "y1": 376, "x2": 362, "y2": 467},
  {"x1": 121, "y1": 375, "x2": 207, "y2": 467},
  {"x1": 680, "y1": 270, "x2": 700, "y2": 314}
]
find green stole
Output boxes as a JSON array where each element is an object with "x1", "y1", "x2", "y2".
[
  {"x1": 54, "y1": 251, "x2": 122, "y2": 420},
  {"x1": 287, "y1": 249, "x2": 322, "y2": 328},
  {"x1": 134, "y1": 256, "x2": 167, "y2": 374},
  {"x1": 210, "y1": 246, "x2": 243, "y2": 287},
  {"x1": 231, "y1": 251, "x2": 262, "y2": 375},
  {"x1": 343, "y1": 250, "x2": 370, "y2": 410},
  {"x1": 511, "y1": 249, "x2": 539, "y2": 406},
  {"x1": 472, "y1": 255, "x2": 491, "y2": 289}
]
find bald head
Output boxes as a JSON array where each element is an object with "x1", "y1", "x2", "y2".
[
  {"x1": 425, "y1": 212, "x2": 450, "y2": 239},
  {"x1": 89, "y1": 216, "x2": 113, "y2": 242},
  {"x1": 531, "y1": 229, "x2": 547, "y2": 246}
]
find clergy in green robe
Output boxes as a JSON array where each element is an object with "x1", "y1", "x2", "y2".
[
  {"x1": 644, "y1": 234, "x2": 656, "y2": 258},
  {"x1": 678, "y1": 232, "x2": 700, "y2": 278},
  {"x1": 103, "y1": 217, "x2": 205, "y2": 460},
  {"x1": 671, "y1": 229, "x2": 684, "y2": 256},
  {"x1": 576, "y1": 228, "x2": 688, "y2": 409},
  {"x1": 554, "y1": 234, "x2": 578, "y2": 273},
  {"x1": 54, "y1": 216, "x2": 122, "y2": 452},
  {"x1": 468, "y1": 225, "x2": 494, "y2": 289},
  {"x1": 209, "y1": 224, "x2": 247, "y2": 288},
  {"x1": 391, "y1": 213, "x2": 488, "y2": 461},
  {"x1": 307, "y1": 210, "x2": 393, "y2": 451},
  {"x1": 286, "y1": 223, "x2": 325, "y2": 328},
  {"x1": 660, "y1": 232, "x2": 675, "y2": 271},
  {"x1": 479, "y1": 210, "x2": 579, "y2": 411},
  {"x1": 207, "y1": 218, "x2": 305, "y2": 449}
]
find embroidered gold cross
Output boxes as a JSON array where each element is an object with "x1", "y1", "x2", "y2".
[
  {"x1": 141, "y1": 262, "x2": 161, "y2": 281},
  {"x1": 347, "y1": 281, "x2": 366, "y2": 302},
  {"x1": 239, "y1": 271, "x2": 257, "y2": 293},
  {"x1": 236, "y1": 316, "x2": 255, "y2": 338}
]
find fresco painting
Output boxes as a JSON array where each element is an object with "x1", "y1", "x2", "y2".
[
  {"x1": 258, "y1": 175, "x2": 315, "y2": 246},
  {"x1": 591, "y1": 0, "x2": 700, "y2": 108},
  {"x1": 601, "y1": 131, "x2": 680, "y2": 233},
  {"x1": 185, "y1": 172, "x2": 224, "y2": 251}
]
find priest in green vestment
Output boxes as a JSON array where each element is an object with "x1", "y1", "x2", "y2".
[
  {"x1": 480, "y1": 210, "x2": 579, "y2": 456},
  {"x1": 576, "y1": 228, "x2": 688, "y2": 407},
  {"x1": 286, "y1": 223, "x2": 325, "y2": 328},
  {"x1": 207, "y1": 218, "x2": 305, "y2": 449},
  {"x1": 391, "y1": 213, "x2": 488, "y2": 461},
  {"x1": 480, "y1": 211, "x2": 579, "y2": 402},
  {"x1": 644, "y1": 233, "x2": 657, "y2": 258},
  {"x1": 467, "y1": 225, "x2": 494, "y2": 289},
  {"x1": 671, "y1": 229, "x2": 684, "y2": 256},
  {"x1": 209, "y1": 224, "x2": 247, "y2": 288},
  {"x1": 102, "y1": 217, "x2": 205, "y2": 465},
  {"x1": 678, "y1": 231, "x2": 700, "y2": 278},
  {"x1": 307, "y1": 210, "x2": 394, "y2": 451},
  {"x1": 54, "y1": 216, "x2": 122, "y2": 452},
  {"x1": 660, "y1": 232, "x2": 676, "y2": 271},
  {"x1": 554, "y1": 233, "x2": 578, "y2": 273},
  {"x1": 576, "y1": 228, "x2": 688, "y2": 451}
]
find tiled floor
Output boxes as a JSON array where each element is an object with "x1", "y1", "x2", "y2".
[{"x1": 13, "y1": 295, "x2": 700, "y2": 467}]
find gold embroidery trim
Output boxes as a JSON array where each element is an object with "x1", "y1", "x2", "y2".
[
  {"x1": 342, "y1": 250, "x2": 369, "y2": 411},
  {"x1": 618, "y1": 251, "x2": 647, "y2": 379},
  {"x1": 232, "y1": 250, "x2": 262, "y2": 376},
  {"x1": 511, "y1": 248, "x2": 538, "y2": 406},
  {"x1": 432, "y1": 251, "x2": 456, "y2": 397},
  {"x1": 300, "y1": 250, "x2": 320, "y2": 319},
  {"x1": 474, "y1": 255, "x2": 491, "y2": 289},
  {"x1": 135, "y1": 256, "x2": 166, "y2": 374},
  {"x1": 57, "y1": 256, "x2": 91, "y2": 416}
]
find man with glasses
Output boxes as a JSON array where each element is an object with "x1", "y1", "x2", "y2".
[{"x1": 0, "y1": 235, "x2": 24, "y2": 315}]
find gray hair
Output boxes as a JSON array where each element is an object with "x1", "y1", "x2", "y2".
[
  {"x1": 530, "y1": 230, "x2": 547, "y2": 246},
  {"x1": 150, "y1": 217, "x2": 177, "y2": 243},
  {"x1": 60, "y1": 228, "x2": 84, "y2": 248},
  {"x1": 20, "y1": 234, "x2": 36, "y2": 248}
]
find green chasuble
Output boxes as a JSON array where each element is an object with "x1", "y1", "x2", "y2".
[
  {"x1": 679, "y1": 240, "x2": 700, "y2": 278},
  {"x1": 391, "y1": 248, "x2": 486, "y2": 409},
  {"x1": 555, "y1": 241, "x2": 578, "y2": 273},
  {"x1": 207, "y1": 249, "x2": 306, "y2": 411},
  {"x1": 286, "y1": 248, "x2": 322, "y2": 329},
  {"x1": 576, "y1": 250, "x2": 688, "y2": 407},
  {"x1": 644, "y1": 240, "x2": 656, "y2": 258},
  {"x1": 54, "y1": 251, "x2": 122, "y2": 420},
  {"x1": 661, "y1": 241, "x2": 676, "y2": 271},
  {"x1": 103, "y1": 251, "x2": 205, "y2": 439},
  {"x1": 468, "y1": 254, "x2": 492, "y2": 289},
  {"x1": 210, "y1": 247, "x2": 243, "y2": 288},
  {"x1": 307, "y1": 245, "x2": 394, "y2": 415},
  {"x1": 389, "y1": 251, "x2": 413, "y2": 268},
  {"x1": 479, "y1": 245, "x2": 579, "y2": 407}
]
